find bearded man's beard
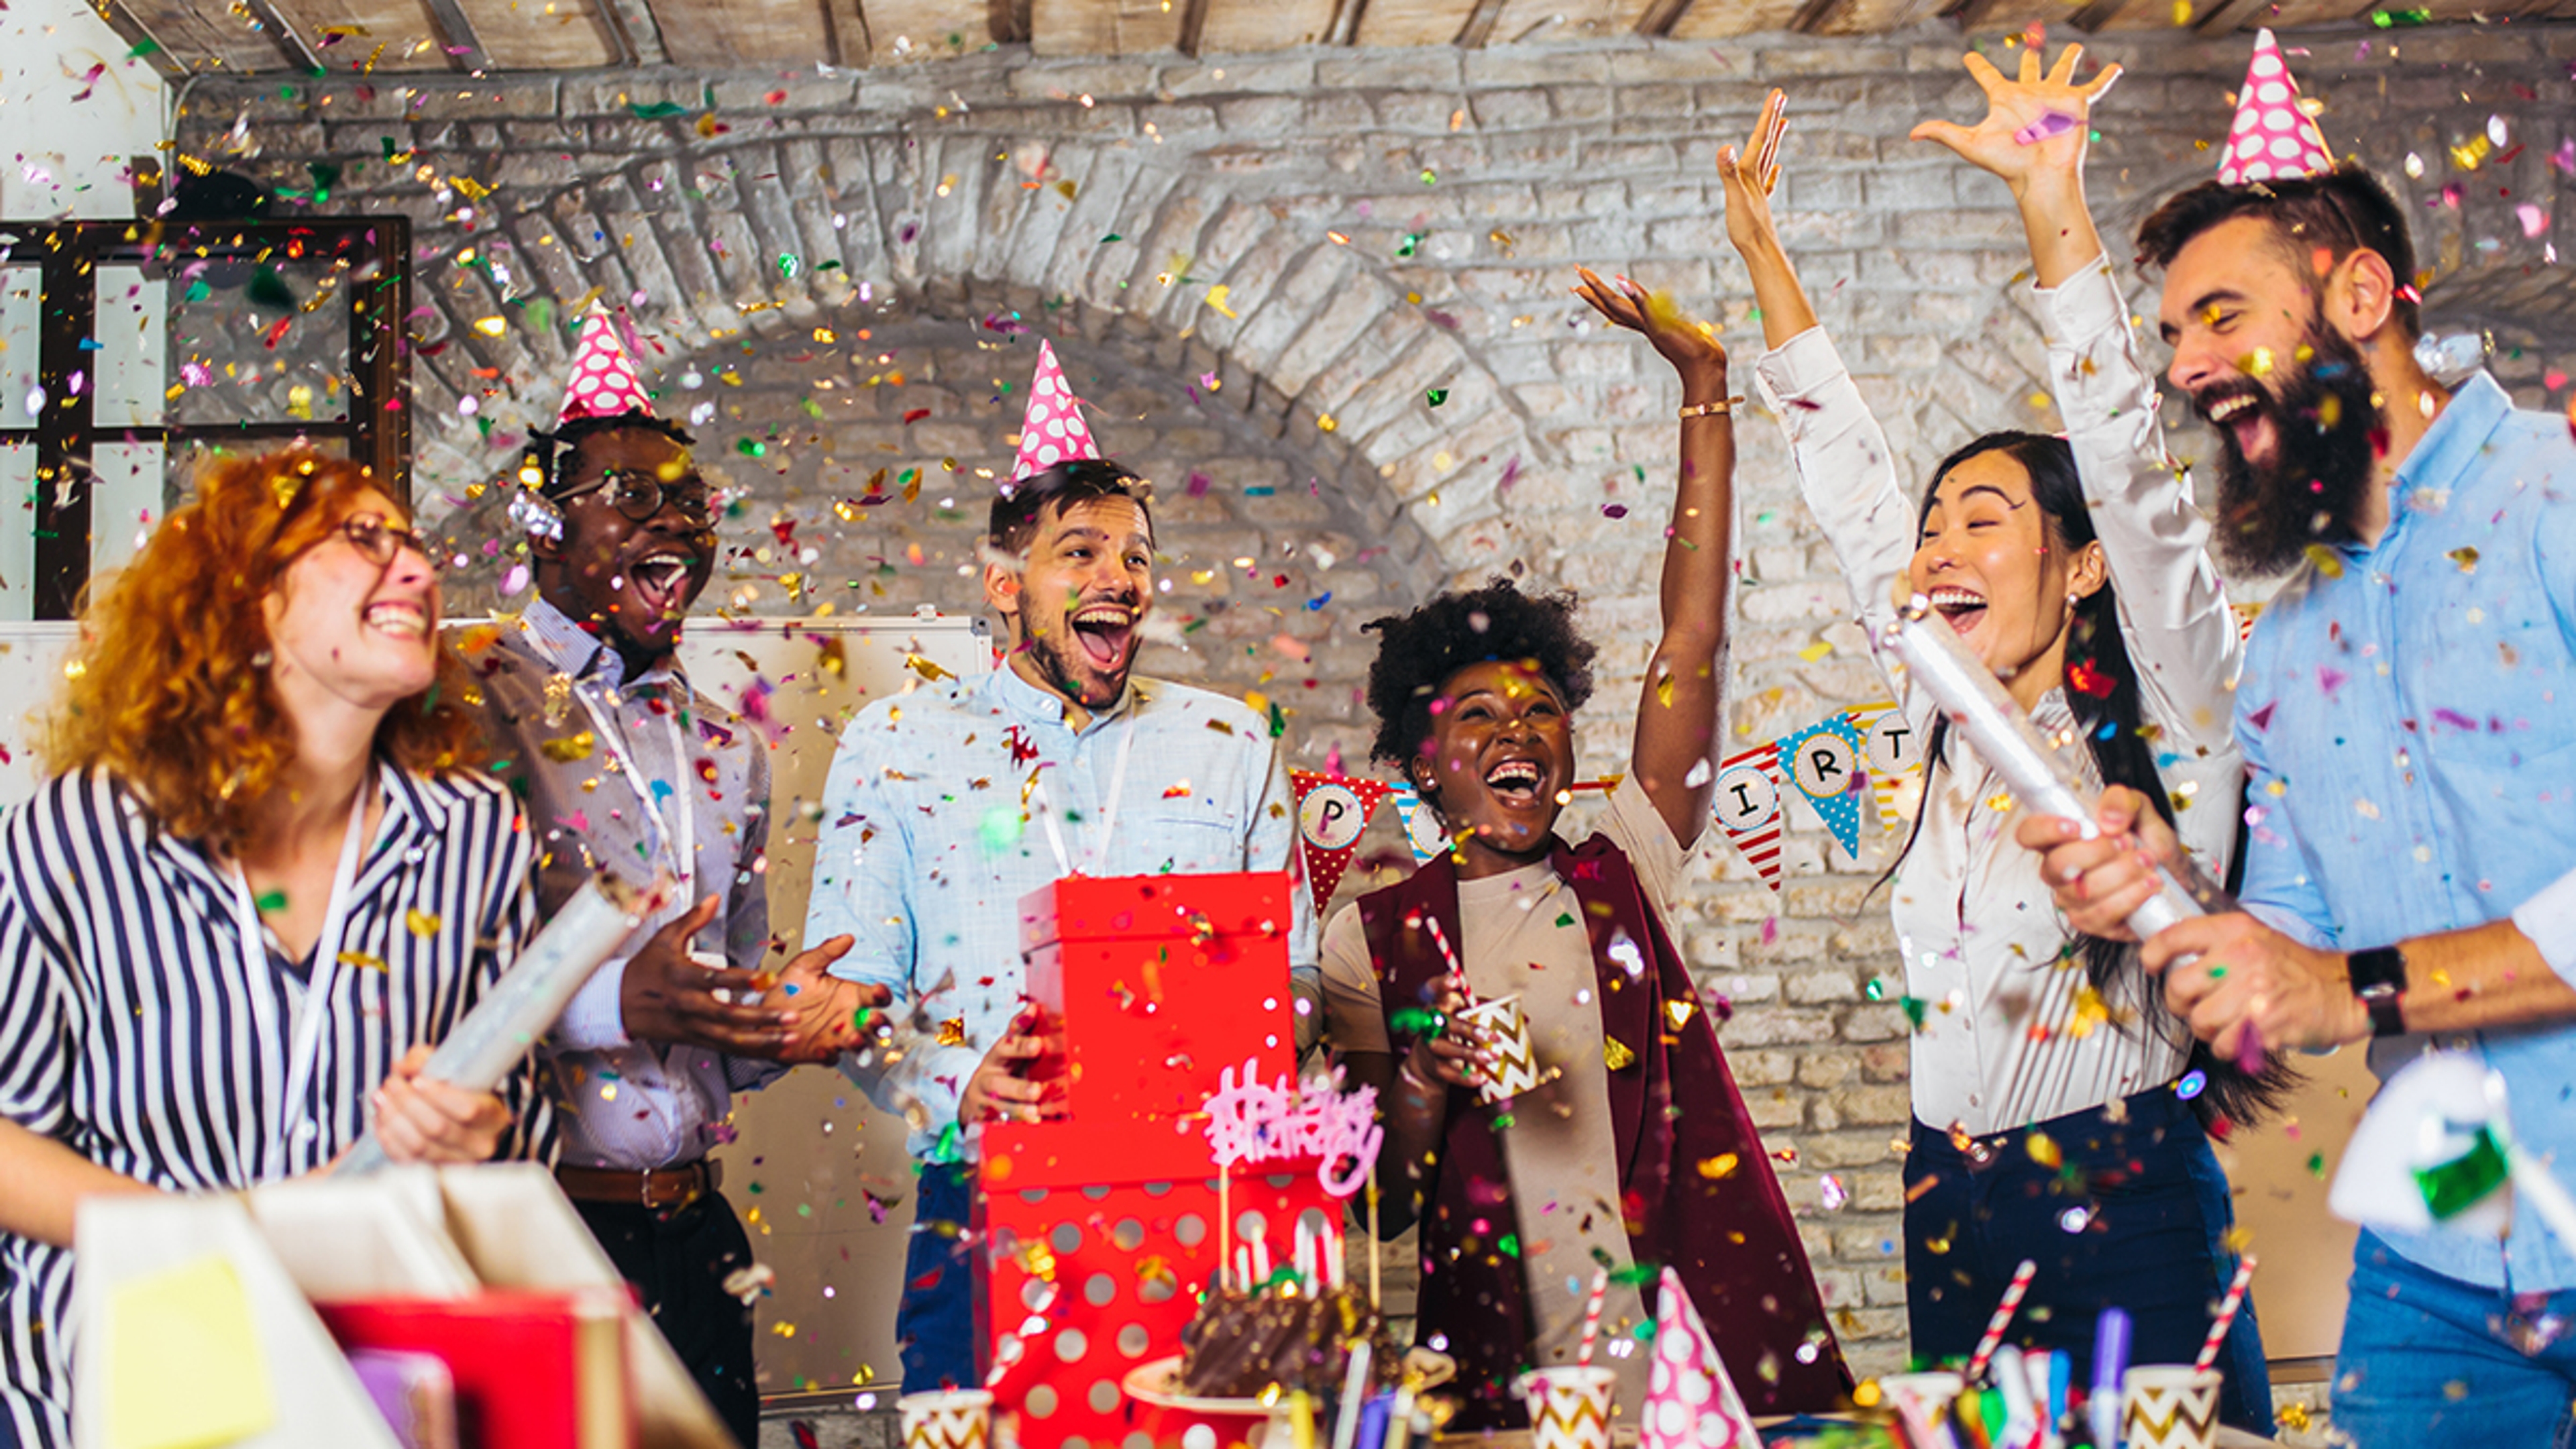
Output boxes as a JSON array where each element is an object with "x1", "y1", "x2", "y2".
[{"x1": 2197, "y1": 323, "x2": 2383, "y2": 578}]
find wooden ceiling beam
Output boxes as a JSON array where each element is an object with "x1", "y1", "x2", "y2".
[
  {"x1": 1326, "y1": 0, "x2": 1370, "y2": 43},
  {"x1": 1454, "y1": 0, "x2": 1511, "y2": 46},
  {"x1": 2070, "y1": 0, "x2": 2129, "y2": 29},
  {"x1": 2192, "y1": 0, "x2": 2272, "y2": 32},
  {"x1": 239, "y1": 0, "x2": 325, "y2": 72},
  {"x1": 1790, "y1": 0, "x2": 1849, "y2": 30},
  {"x1": 1634, "y1": 0, "x2": 1691, "y2": 33},
  {"x1": 420, "y1": 0, "x2": 498, "y2": 70},
  {"x1": 1939, "y1": 0, "x2": 2010, "y2": 27},
  {"x1": 85, "y1": 1, "x2": 189, "y2": 78},
  {"x1": 1174, "y1": 0, "x2": 1212, "y2": 54}
]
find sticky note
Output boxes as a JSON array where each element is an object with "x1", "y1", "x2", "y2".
[{"x1": 106, "y1": 1254, "x2": 275, "y2": 1449}]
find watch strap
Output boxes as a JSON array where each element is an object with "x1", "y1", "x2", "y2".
[{"x1": 2348, "y1": 945, "x2": 2408, "y2": 1038}]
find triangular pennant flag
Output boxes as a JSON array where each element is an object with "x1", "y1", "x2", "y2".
[
  {"x1": 1012, "y1": 340, "x2": 1102, "y2": 482},
  {"x1": 1711, "y1": 743, "x2": 1786, "y2": 896},
  {"x1": 2233, "y1": 600, "x2": 2262, "y2": 643},
  {"x1": 1779, "y1": 713, "x2": 1870, "y2": 863},
  {"x1": 555, "y1": 301, "x2": 653, "y2": 425},
  {"x1": 1289, "y1": 770, "x2": 1395, "y2": 915},
  {"x1": 1389, "y1": 785, "x2": 1448, "y2": 866},
  {"x1": 2219, "y1": 30, "x2": 2334, "y2": 185},
  {"x1": 1844, "y1": 700, "x2": 1920, "y2": 837},
  {"x1": 1640, "y1": 1267, "x2": 1762, "y2": 1449}
]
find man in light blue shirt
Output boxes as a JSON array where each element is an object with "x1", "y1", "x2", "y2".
[
  {"x1": 2023, "y1": 162, "x2": 2576, "y2": 1445},
  {"x1": 804, "y1": 457, "x2": 1318, "y2": 1392}
]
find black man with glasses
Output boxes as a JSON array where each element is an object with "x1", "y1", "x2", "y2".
[{"x1": 462, "y1": 311, "x2": 883, "y2": 1445}]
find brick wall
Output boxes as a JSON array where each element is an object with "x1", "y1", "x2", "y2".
[{"x1": 185, "y1": 20, "x2": 2576, "y2": 1375}]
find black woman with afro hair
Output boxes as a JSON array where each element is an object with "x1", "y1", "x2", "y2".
[{"x1": 1316, "y1": 274, "x2": 1850, "y2": 1426}]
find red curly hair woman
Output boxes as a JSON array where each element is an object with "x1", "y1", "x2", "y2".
[{"x1": 0, "y1": 449, "x2": 553, "y2": 1449}]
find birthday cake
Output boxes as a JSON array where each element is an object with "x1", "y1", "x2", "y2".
[{"x1": 1176, "y1": 1282, "x2": 1403, "y2": 1401}]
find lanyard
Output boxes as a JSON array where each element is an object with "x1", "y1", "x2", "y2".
[
  {"x1": 575, "y1": 680, "x2": 695, "y2": 883},
  {"x1": 1030, "y1": 705, "x2": 1140, "y2": 879},
  {"x1": 231, "y1": 781, "x2": 372, "y2": 1145}
]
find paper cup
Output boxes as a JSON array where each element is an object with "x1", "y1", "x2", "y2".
[
  {"x1": 1876, "y1": 1371, "x2": 1966, "y2": 1448},
  {"x1": 2123, "y1": 1365, "x2": 2222, "y2": 1449},
  {"x1": 900, "y1": 1388, "x2": 992, "y2": 1449},
  {"x1": 1517, "y1": 1364, "x2": 1615, "y2": 1449},
  {"x1": 1455, "y1": 993, "x2": 1544, "y2": 1106}
]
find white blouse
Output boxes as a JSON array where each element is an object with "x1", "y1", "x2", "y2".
[{"x1": 1752, "y1": 259, "x2": 2245, "y2": 1137}]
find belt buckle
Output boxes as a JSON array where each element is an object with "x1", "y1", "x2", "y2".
[{"x1": 643, "y1": 1161, "x2": 709, "y2": 1211}]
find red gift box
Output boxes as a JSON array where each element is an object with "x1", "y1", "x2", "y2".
[{"x1": 979, "y1": 872, "x2": 1331, "y2": 1448}]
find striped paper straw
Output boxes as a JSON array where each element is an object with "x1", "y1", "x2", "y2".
[
  {"x1": 1965, "y1": 1259, "x2": 2037, "y2": 1383},
  {"x1": 1423, "y1": 914, "x2": 1470, "y2": 996},
  {"x1": 1575, "y1": 1267, "x2": 1610, "y2": 1367},
  {"x1": 2194, "y1": 1255, "x2": 2257, "y2": 1372}
]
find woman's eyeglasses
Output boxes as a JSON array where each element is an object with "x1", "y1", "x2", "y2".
[
  {"x1": 338, "y1": 513, "x2": 442, "y2": 573},
  {"x1": 564, "y1": 468, "x2": 715, "y2": 525}
]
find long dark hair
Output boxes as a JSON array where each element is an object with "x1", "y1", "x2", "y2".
[{"x1": 1882, "y1": 431, "x2": 2292, "y2": 1130}]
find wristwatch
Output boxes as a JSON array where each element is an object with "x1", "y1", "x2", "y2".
[{"x1": 2346, "y1": 945, "x2": 2409, "y2": 1038}]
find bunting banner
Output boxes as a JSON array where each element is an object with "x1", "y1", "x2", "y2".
[
  {"x1": 1777, "y1": 713, "x2": 1871, "y2": 863},
  {"x1": 1711, "y1": 742, "x2": 1786, "y2": 896},
  {"x1": 1288, "y1": 769, "x2": 1395, "y2": 916},
  {"x1": 1845, "y1": 700, "x2": 1918, "y2": 837},
  {"x1": 1390, "y1": 784, "x2": 1448, "y2": 865}
]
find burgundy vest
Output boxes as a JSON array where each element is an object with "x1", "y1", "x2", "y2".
[{"x1": 1358, "y1": 833, "x2": 1851, "y2": 1427}]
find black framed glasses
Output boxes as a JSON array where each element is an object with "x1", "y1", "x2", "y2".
[
  {"x1": 337, "y1": 513, "x2": 443, "y2": 573},
  {"x1": 562, "y1": 466, "x2": 714, "y2": 526}
]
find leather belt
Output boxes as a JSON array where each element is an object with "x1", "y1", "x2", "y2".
[{"x1": 556, "y1": 1159, "x2": 721, "y2": 1210}]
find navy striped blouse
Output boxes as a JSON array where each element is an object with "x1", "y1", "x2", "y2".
[{"x1": 0, "y1": 765, "x2": 555, "y2": 1449}]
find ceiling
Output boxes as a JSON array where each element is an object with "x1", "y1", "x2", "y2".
[{"x1": 93, "y1": 0, "x2": 2576, "y2": 77}]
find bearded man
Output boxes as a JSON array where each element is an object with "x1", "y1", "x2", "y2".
[{"x1": 2021, "y1": 160, "x2": 2576, "y2": 1448}]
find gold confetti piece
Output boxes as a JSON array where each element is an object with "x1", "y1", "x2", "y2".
[
  {"x1": 2026, "y1": 1131, "x2": 2062, "y2": 1168},
  {"x1": 2241, "y1": 346, "x2": 2274, "y2": 378},
  {"x1": 1697, "y1": 1152, "x2": 1739, "y2": 1181},
  {"x1": 905, "y1": 653, "x2": 955, "y2": 683},
  {"x1": 405, "y1": 910, "x2": 441, "y2": 939},
  {"x1": 1603, "y1": 1036, "x2": 1636, "y2": 1071},
  {"x1": 1664, "y1": 1000, "x2": 1697, "y2": 1029},
  {"x1": 472, "y1": 316, "x2": 506, "y2": 337},
  {"x1": 336, "y1": 951, "x2": 388, "y2": 973},
  {"x1": 2449, "y1": 547, "x2": 2479, "y2": 574},
  {"x1": 936, "y1": 1016, "x2": 967, "y2": 1046},
  {"x1": 1796, "y1": 641, "x2": 1833, "y2": 663},
  {"x1": 1206, "y1": 284, "x2": 1236, "y2": 319},
  {"x1": 2304, "y1": 543, "x2": 2346, "y2": 578},
  {"x1": 539, "y1": 731, "x2": 598, "y2": 763},
  {"x1": 1316, "y1": 414, "x2": 1338, "y2": 433}
]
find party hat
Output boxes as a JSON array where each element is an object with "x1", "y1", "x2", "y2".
[
  {"x1": 2218, "y1": 30, "x2": 2333, "y2": 185},
  {"x1": 1640, "y1": 1267, "x2": 1762, "y2": 1449},
  {"x1": 1012, "y1": 341, "x2": 1101, "y2": 482},
  {"x1": 555, "y1": 301, "x2": 654, "y2": 425}
]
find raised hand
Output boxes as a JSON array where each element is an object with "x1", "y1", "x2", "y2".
[
  {"x1": 1719, "y1": 88, "x2": 1788, "y2": 261},
  {"x1": 765, "y1": 935, "x2": 894, "y2": 1065},
  {"x1": 1572, "y1": 266, "x2": 1727, "y2": 387},
  {"x1": 1910, "y1": 43, "x2": 2121, "y2": 192}
]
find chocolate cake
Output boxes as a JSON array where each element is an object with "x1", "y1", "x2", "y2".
[{"x1": 1176, "y1": 1283, "x2": 1403, "y2": 1400}]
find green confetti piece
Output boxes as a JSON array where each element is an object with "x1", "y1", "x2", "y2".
[
  {"x1": 1426, "y1": 388, "x2": 1448, "y2": 408},
  {"x1": 629, "y1": 101, "x2": 689, "y2": 119},
  {"x1": 737, "y1": 438, "x2": 765, "y2": 457},
  {"x1": 1099, "y1": 233, "x2": 1124, "y2": 244},
  {"x1": 1864, "y1": 977, "x2": 1886, "y2": 1001},
  {"x1": 1497, "y1": 1234, "x2": 1519, "y2": 1257},
  {"x1": 1555, "y1": 912, "x2": 1575, "y2": 928},
  {"x1": 1899, "y1": 996, "x2": 1929, "y2": 1030},
  {"x1": 778, "y1": 253, "x2": 801, "y2": 279},
  {"x1": 2415, "y1": 1124, "x2": 2508, "y2": 1218},
  {"x1": 254, "y1": 890, "x2": 287, "y2": 914},
  {"x1": 1267, "y1": 700, "x2": 1287, "y2": 738},
  {"x1": 127, "y1": 38, "x2": 163, "y2": 58},
  {"x1": 748, "y1": 1181, "x2": 764, "y2": 1193}
]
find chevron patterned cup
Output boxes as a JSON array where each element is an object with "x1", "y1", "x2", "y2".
[
  {"x1": 2123, "y1": 1365, "x2": 2222, "y2": 1449},
  {"x1": 1456, "y1": 993, "x2": 1544, "y2": 1106},
  {"x1": 898, "y1": 1389, "x2": 992, "y2": 1449},
  {"x1": 1517, "y1": 1365, "x2": 1617, "y2": 1449}
]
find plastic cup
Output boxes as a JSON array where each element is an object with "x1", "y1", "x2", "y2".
[
  {"x1": 2123, "y1": 1365, "x2": 2221, "y2": 1449},
  {"x1": 899, "y1": 1388, "x2": 992, "y2": 1449},
  {"x1": 1876, "y1": 1371, "x2": 1966, "y2": 1448},
  {"x1": 1517, "y1": 1364, "x2": 1615, "y2": 1449},
  {"x1": 1455, "y1": 992, "x2": 1543, "y2": 1106}
]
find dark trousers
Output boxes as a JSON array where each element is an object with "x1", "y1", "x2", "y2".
[
  {"x1": 1903, "y1": 1088, "x2": 2271, "y2": 1432},
  {"x1": 574, "y1": 1190, "x2": 761, "y2": 1448},
  {"x1": 899, "y1": 1160, "x2": 981, "y2": 1393}
]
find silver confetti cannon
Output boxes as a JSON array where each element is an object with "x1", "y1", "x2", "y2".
[
  {"x1": 1881, "y1": 595, "x2": 2233, "y2": 940},
  {"x1": 337, "y1": 873, "x2": 659, "y2": 1175}
]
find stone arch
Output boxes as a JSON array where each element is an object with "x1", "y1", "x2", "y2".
[{"x1": 388, "y1": 113, "x2": 1546, "y2": 600}]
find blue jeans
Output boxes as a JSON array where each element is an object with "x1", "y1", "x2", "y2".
[
  {"x1": 2333, "y1": 1230, "x2": 2576, "y2": 1448},
  {"x1": 900, "y1": 1161, "x2": 981, "y2": 1393},
  {"x1": 1904, "y1": 1089, "x2": 2270, "y2": 1432}
]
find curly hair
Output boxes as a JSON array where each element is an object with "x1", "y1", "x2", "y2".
[
  {"x1": 40, "y1": 447, "x2": 486, "y2": 853},
  {"x1": 1362, "y1": 578, "x2": 1598, "y2": 771}
]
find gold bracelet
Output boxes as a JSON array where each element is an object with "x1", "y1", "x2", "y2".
[{"x1": 1678, "y1": 396, "x2": 1745, "y2": 420}]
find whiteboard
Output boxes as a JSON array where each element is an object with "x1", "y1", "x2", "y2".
[{"x1": 0, "y1": 609, "x2": 995, "y2": 1406}]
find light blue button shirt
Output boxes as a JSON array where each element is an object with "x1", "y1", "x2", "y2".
[
  {"x1": 2235, "y1": 372, "x2": 2576, "y2": 1291},
  {"x1": 805, "y1": 665, "x2": 1317, "y2": 1161}
]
